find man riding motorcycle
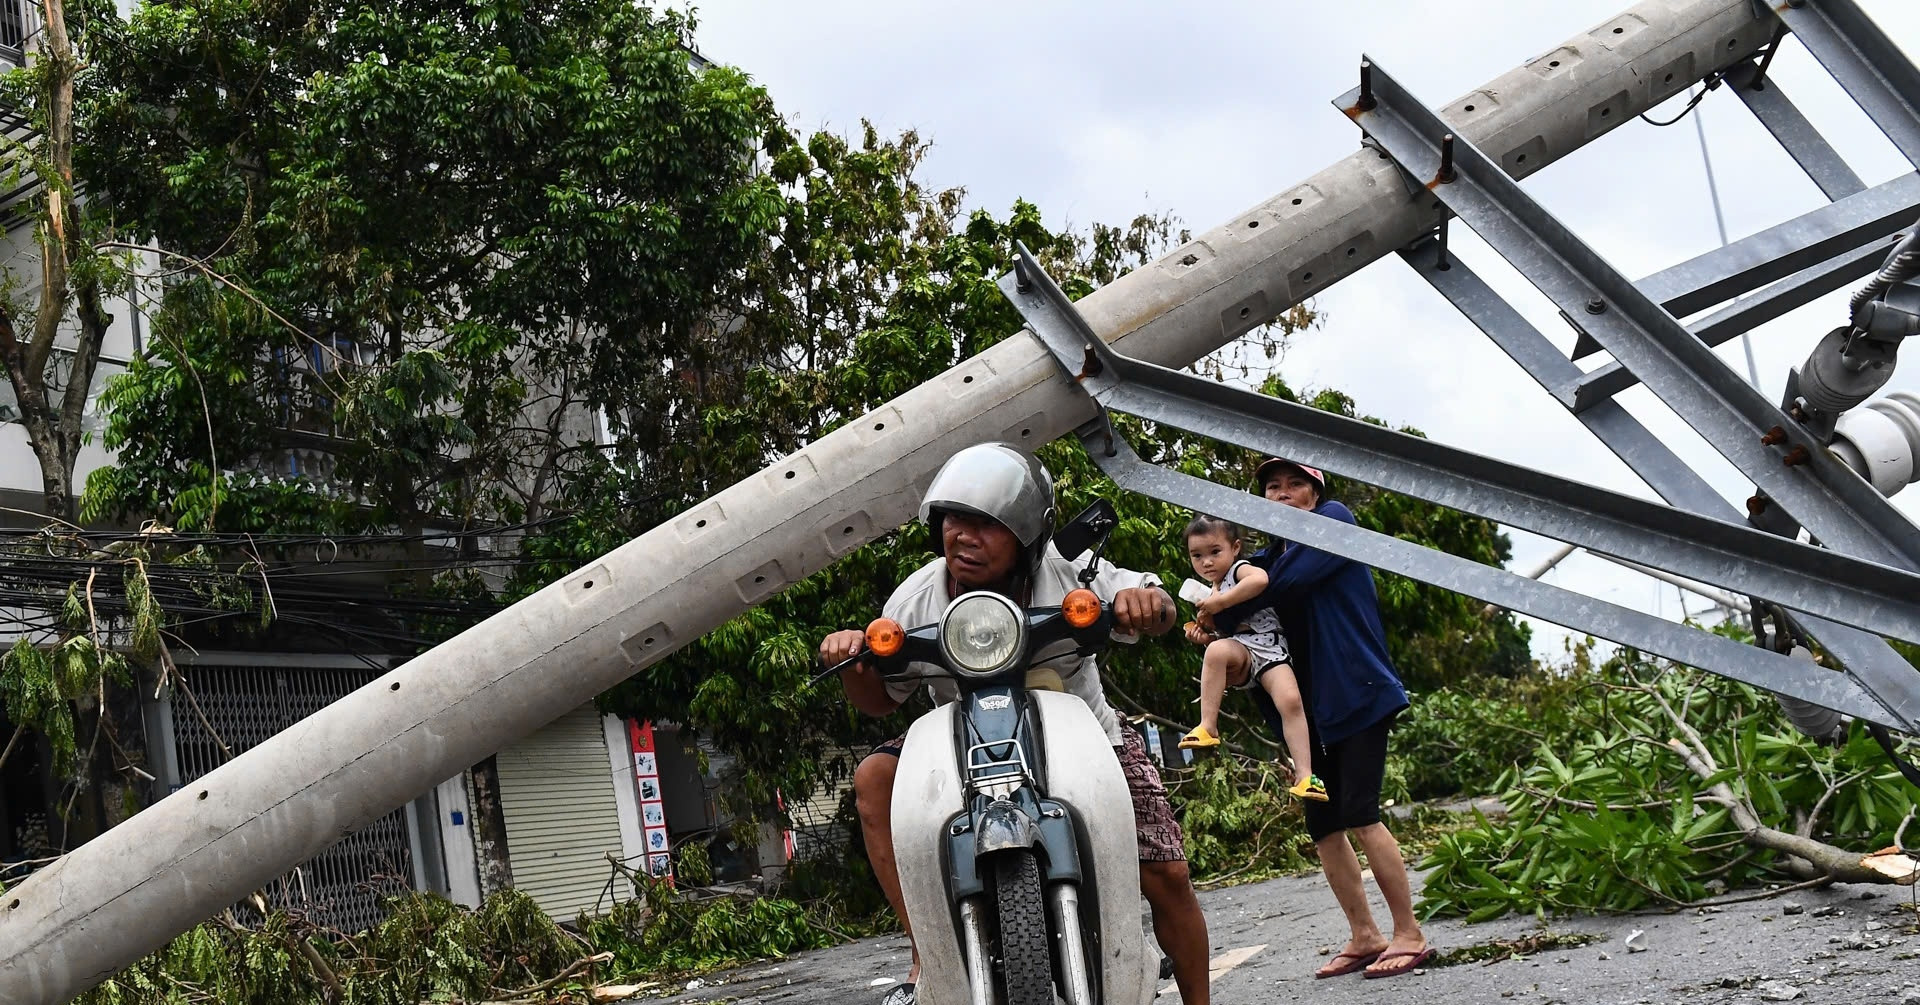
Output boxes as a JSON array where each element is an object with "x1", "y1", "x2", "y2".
[{"x1": 818, "y1": 442, "x2": 1211, "y2": 1005}]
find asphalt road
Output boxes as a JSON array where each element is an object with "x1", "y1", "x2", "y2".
[{"x1": 638, "y1": 872, "x2": 1919, "y2": 1005}]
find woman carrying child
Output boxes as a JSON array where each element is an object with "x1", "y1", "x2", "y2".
[
  {"x1": 1174, "y1": 514, "x2": 1327, "y2": 803},
  {"x1": 1217, "y1": 457, "x2": 1429, "y2": 980}
]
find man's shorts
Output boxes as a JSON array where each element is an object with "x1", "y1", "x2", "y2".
[{"x1": 870, "y1": 721, "x2": 1185, "y2": 863}]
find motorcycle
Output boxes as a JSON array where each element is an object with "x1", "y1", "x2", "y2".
[{"x1": 821, "y1": 500, "x2": 1160, "y2": 1005}]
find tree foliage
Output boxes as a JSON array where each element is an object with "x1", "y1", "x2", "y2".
[
  {"x1": 78, "y1": 0, "x2": 786, "y2": 536},
  {"x1": 1419, "y1": 648, "x2": 1918, "y2": 921}
]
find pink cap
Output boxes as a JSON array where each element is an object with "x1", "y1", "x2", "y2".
[{"x1": 1255, "y1": 457, "x2": 1325, "y2": 493}]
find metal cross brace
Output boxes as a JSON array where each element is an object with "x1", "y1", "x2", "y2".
[
  {"x1": 998, "y1": 242, "x2": 1920, "y2": 641},
  {"x1": 997, "y1": 246, "x2": 1907, "y2": 729},
  {"x1": 1404, "y1": 241, "x2": 1920, "y2": 735},
  {"x1": 1343, "y1": 57, "x2": 1920, "y2": 572},
  {"x1": 1635, "y1": 171, "x2": 1920, "y2": 321},
  {"x1": 1725, "y1": 56, "x2": 1868, "y2": 200},
  {"x1": 1771, "y1": 0, "x2": 1920, "y2": 169},
  {"x1": 1575, "y1": 237, "x2": 1894, "y2": 408},
  {"x1": 1566, "y1": 55, "x2": 1905, "y2": 365}
]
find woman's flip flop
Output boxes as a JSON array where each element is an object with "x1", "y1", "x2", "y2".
[
  {"x1": 1363, "y1": 947, "x2": 1436, "y2": 979},
  {"x1": 1313, "y1": 950, "x2": 1381, "y2": 978}
]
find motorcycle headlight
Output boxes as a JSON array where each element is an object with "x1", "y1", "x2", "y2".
[{"x1": 940, "y1": 592, "x2": 1025, "y2": 677}]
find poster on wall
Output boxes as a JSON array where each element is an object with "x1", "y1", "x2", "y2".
[{"x1": 628, "y1": 719, "x2": 672, "y2": 886}]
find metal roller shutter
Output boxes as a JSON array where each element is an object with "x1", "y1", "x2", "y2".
[{"x1": 495, "y1": 704, "x2": 627, "y2": 922}]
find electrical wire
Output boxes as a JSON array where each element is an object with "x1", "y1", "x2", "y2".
[{"x1": 1639, "y1": 71, "x2": 1724, "y2": 127}]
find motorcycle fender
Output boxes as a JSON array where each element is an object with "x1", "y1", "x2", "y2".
[
  {"x1": 973, "y1": 798, "x2": 1036, "y2": 854},
  {"x1": 891, "y1": 704, "x2": 971, "y2": 1005},
  {"x1": 1032, "y1": 690, "x2": 1159, "y2": 1005}
]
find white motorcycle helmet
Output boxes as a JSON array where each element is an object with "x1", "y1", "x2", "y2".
[{"x1": 919, "y1": 442, "x2": 1057, "y2": 575}]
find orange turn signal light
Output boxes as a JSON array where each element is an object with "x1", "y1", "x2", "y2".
[
  {"x1": 1062, "y1": 589, "x2": 1101, "y2": 629},
  {"x1": 866, "y1": 617, "x2": 905, "y2": 658}
]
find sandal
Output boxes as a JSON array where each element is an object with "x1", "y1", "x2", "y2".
[
  {"x1": 1314, "y1": 949, "x2": 1381, "y2": 979},
  {"x1": 1178, "y1": 725, "x2": 1221, "y2": 749},
  {"x1": 879, "y1": 982, "x2": 916, "y2": 1005},
  {"x1": 1288, "y1": 773, "x2": 1331, "y2": 802},
  {"x1": 1363, "y1": 947, "x2": 1435, "y2": 979}
]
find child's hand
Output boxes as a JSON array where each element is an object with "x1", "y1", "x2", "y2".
[
  {"x1": 1183, "y1": 621, "x2": 1212, "y2": 646},
  {"x1": 1195, "y1": 611, "x2": 1218, "y2": 633},
  {"x1": 1195, "y1": 593, "x2": 1225, "y2": 617}
]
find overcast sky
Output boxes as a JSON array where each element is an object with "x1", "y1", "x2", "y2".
[{"x1": 687, "y1": 0, "x2": 1920, "y2": 662}]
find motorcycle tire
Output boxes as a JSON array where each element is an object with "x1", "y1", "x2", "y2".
[{"x1": 990, "y1": 850, "x2": 1053, "y2": 1005}]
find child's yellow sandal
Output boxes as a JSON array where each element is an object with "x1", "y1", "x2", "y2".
[{"x1": 1177, "y1": 725, "x2": 1221, "y2": 749}]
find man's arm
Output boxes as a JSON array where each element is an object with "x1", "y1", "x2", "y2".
[{"x1": 821, "y1": 629, "x2": 904, "y2": 717}]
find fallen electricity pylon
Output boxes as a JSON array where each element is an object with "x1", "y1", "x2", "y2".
[{"x1": 5, "y1": 1, "x2": 1918, "y2": 1001}]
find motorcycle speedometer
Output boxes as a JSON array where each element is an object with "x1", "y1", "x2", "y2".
[{"x1": 940, "y1": 592, "x2": 1024, "y2": 677}]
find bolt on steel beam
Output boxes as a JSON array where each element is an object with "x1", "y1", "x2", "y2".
[
  {"x1": 1000, "y1": 242, "x2": 1920, "y2": 646},
  {"x1": 1347, "y1": 58, "x2": 1920, "y2": 571},
  {"x1": 1405, "y1": 244, "x2": 1920, "y2": 733}
]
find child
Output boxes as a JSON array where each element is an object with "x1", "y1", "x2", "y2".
[{"x1": 1177, "y1": 514, "x2": 1327, "y2": 802}]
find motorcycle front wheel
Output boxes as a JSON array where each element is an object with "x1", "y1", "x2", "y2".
[{"x1": 990, "y1": 849, "x2": 1053, "y2": 1005}]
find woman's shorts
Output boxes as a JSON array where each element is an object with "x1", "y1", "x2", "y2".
[{"x1": 1301, "y1": 710, "x2": 1399, "y2": 843}]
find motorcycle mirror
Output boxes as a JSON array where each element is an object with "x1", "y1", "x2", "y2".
[{"x1": 1053, "y1": 498, "x2": 1118, "y2": 560}]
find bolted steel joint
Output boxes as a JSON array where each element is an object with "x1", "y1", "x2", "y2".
[
  {"x1": 1584, "y1": 296, "x2": 1606, "y2": 315},
  {"x1": 1436, "y1": 134, "x2": 1457, "y2": 184}
]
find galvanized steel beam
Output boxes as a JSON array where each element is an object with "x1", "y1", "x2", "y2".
[
  {"x1": 1000, "y1": 250, "x2": 1902, "y2": 725},
  {"x1": 1635, "y1": 171, "x2": 1920, "y2": 320},
  {"x1": 1406, "y1": 246, "x2": 1920, "y2": 733},
  {"x1": 1349, "y1": 59, "x2": 1920, "y2": 570},
  {"x1": 1726, "y1": 57, "x2": 1868, "y2": 199},
  {"x1": 1090, "y1": 437, "x2": 1896, "y2": 726},
  {"x1": 1010, "y1": 243, "x2": 1920, "y2": 640},
  {"x1": 1577, "y1": 238, "x2": 1893, "y2": 407},
  {"x1": 1772, "y1": 0, "x2": 1920, "y2": 168}
]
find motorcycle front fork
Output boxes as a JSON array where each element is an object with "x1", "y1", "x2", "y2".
[
  {"x1": 958, "y1": 898, "x2": 995, "y2": 1005},
  {"x1": 955, "y1": 884, "x2": 1096, "y2": 1005}
]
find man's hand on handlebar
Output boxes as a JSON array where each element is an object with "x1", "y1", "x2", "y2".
[
  {"x1": 1111, "y1": 586, "x2": 1176, "y2": 636},
  {"x1": 819, "y1": 629, "x2": 867, "y2": 667}
]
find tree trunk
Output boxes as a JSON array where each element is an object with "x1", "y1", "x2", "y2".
[
  {"x1": 466, "y1": 757, "x2": 514, "y2": 896},
  {"x1": 0, "y1": 0, "x2": 102, "y2": 527}
]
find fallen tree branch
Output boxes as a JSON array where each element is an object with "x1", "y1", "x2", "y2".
[
  {"x1": 499, "y1": 951, "x2": 613, "y2": 998},
  {"x1": 1663, "y1": 738, "x2": 1903, "y2": 884}
]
